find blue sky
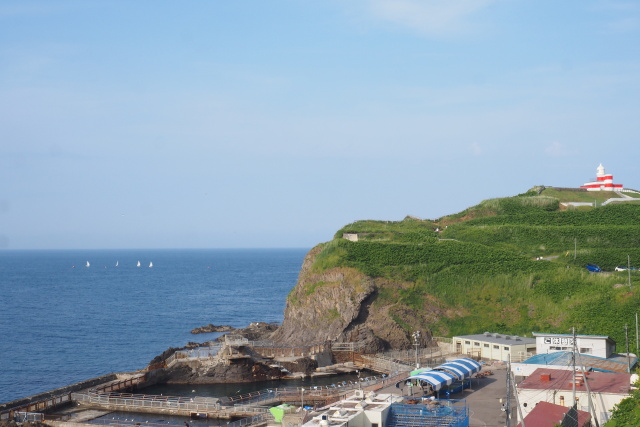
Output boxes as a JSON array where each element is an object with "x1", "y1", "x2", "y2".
[{"x1": 1, "y1": 0, "x2": 639, "y2": 249}]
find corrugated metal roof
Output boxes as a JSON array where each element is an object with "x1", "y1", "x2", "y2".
[
  {"x1": 518, "y1": 367, "x2": 631, "y2": 394},
  {"x1": 522, "y1": 351, "x2": 636, "y2": 373},
  {"x1": 455, "y1": 332, "x2": 535, "y2": 345}
]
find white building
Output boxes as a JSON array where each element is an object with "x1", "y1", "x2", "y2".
[
  {"x1": 516, "y1": 367, "x2": 631, "y2": 425},
  {"x1": 532, "y1": 332, "x2": 616, "y2": 358},
  {"x1": 452, "y1": 332, "x2": 536, "y2": 362}
]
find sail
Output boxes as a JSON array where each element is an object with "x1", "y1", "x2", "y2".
[
  {"x1": 149, "y1": 261, "x2": 153, "y2": 268},
  {"x1": 137, "y1": 261, "x2": 141, "y2": 267},
  {"x1": 86, "y1": 261, "x2": 90, "y2": 267},
  {"x1": 115, "y1": 261, "x2": 119, "y2": 267}
]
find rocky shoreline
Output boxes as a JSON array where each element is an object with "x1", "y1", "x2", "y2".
[{"x1": 149, "y1": 247, "x2": 421, "y2": 386}]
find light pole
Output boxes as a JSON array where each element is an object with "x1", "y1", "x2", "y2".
[
  {"x1": 412, "y1": 331, "x2": 421, "y2": 368},
  {"x1": 301, "y1": 387, "x2": 304, "y2": 409}
]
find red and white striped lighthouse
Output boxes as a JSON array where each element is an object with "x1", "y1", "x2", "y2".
[{"x1": 580, "y1": 163, "x2": 623, "y2": 191}]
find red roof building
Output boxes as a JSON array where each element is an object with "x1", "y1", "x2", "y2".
[
  {"x1": 516, "y1": 368, "x2": 631, "y2": 425},
  {"x1": 516, "y1": 401, "x2": 591, "y2": 427}
]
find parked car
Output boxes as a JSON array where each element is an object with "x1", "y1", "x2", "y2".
[
  {"x1": 586, "y1": 264, "x2": 602, "y2": 273},
  {"x1": 615, "y1": 266, "x2": 628, "y2": 271}
]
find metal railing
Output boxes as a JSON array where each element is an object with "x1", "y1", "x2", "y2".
[
  {"x1": 227, "y1": 412, "x2": 274, "y2": 427},
  {"x1": 223, "y1": 374, "x2": 391, "y2": 406},
  {"x1": 165, "y1": 345, "x2": 223, "y2": 367},
  {"x1": 74, "y1": 391, "x2": 224, "y2": 414},
  {"x1": 13, "y1": 412, "x2": 44, "y2": 422},
  {"x1": 359, "y1": 354, "x2": 414, "y2": 375},
  {"x1": 1, "y1": 393, "x2": 73, "y2": 421},
  {"x1": 95, "y1": 375, "x2": 146, "y2": 393}
]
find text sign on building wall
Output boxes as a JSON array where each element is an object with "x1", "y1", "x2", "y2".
[{"x1": 543, "y1": 337, "x2": 574, "y2": 346}]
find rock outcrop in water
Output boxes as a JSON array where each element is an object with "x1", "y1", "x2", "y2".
[{"x1": 191, "y1": 324, "x2": 236, "y2": 334}]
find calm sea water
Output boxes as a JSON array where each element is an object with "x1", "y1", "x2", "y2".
[{"x1": 0, "y1": 248, "x2": 308, "y2": 404}]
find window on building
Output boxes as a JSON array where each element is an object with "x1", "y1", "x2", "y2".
[
  {"x1": 504, "y1": 346, "x2": 509, "y2": 351},
  {"x1": 484, "y1": 344, "x2": 489, "y2": 348},
  {"x1": 493, "y1": 345, "x2": 499, "y2": 349},
  {"x1": 580, "y1": 348, "x2": 592, "y2": 354},
  {"x1": 474, "y1": 342, "x2": 480, "y2": 346},
  {"x1": 465, "y1": 341, "x2": 470, "y2": 345}
]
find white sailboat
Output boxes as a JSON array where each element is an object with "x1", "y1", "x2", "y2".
[
  {"x1": 86, "y1": 261, "x2": 90, "y2": 268},
  {"x1": 137, "y1": 260, "x2": 141, "y2": 267},
  {"x1": 115, "y1": 261, "x2": 119, "y2": 267},
  {"x1": 149, "y1": 261, "x2": 153, "y2": 268}
]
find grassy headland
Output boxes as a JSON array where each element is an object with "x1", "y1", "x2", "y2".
[{"x1": 306, "y1": 187, "x2": 640, "y2": 352}]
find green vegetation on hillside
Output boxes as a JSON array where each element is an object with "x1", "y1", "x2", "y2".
[{"x1": 316, "y1": 189, "x2": 640, "y2": 353}]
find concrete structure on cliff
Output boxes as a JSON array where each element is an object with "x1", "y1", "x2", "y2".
[{"x1": 581, "y1": 163, "x2": 624, "y2": 191}]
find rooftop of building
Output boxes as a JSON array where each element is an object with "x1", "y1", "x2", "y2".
[
  {"x1": 454, "y1": 332, "x2": 535, "y2": 345},
  {"x1": 522, "y1": 351, "x2": 636, "y2": 373},
  {"x1": 300, "y1": 391, "x2": 469, "y2": 427},
  {"x1": 516, "y1": 401, "x2": 591, "y2": 427},
  {"x1": 301, "y1": 391, "x2": 396, "y2": 427},
  {"x1": 517, "y1": 367, "x2": 631, "y2": 394}
]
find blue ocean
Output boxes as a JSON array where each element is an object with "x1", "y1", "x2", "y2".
[{"x1": 0, "y1": 248, "x2": 309, "y2": 404}]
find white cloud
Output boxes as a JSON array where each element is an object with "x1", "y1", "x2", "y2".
[
  {"x1": 544, "y1": 142, "x2": 573, "y2": 157},
  {"x1": 470, "y1": 142, "x2": 482, "y2": 155},
  {"x1": 360, "y1": 0, "x2": 500, "y2": 37}
]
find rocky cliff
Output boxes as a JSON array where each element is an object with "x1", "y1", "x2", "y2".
[{"x1": 270, "y1": 245, "x2": 438, "y2": 353}]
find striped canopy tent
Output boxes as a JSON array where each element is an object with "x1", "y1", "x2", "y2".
[
  {"x1": 408, "y1": 370, "x2": 457, "y2": 391},
  {"x1": 438, "y1": 358, "x2": 482, "y2": 380},
  {"x1": 408, "y1": 358, "x2": 482, "y2": 391}
]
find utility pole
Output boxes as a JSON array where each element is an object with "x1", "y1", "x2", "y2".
[
  {"x1": 572, "y1": 327, "x2": 577, "y2": 406},
  {"x1": 505, "y1": 357, "x2": 511, "y2": 427},
  {"x1": 580, "y1": 363, "x2": 601, "y2": 427},
  {"x1": 574, "y1": 238, "x2": 577, "y2": 260},
  {"x1": 626, "y1": 324, "x2": 630, "y2": 372},
  {"x1": 636, "y1": 313, "x2": 638, "y2": 354},
  {"x1": 511, "y1": 367, "x2": 525, "y2": 427},
  {"x1": 412, "y1": 331, "x2": 421, "y2": 369}
]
